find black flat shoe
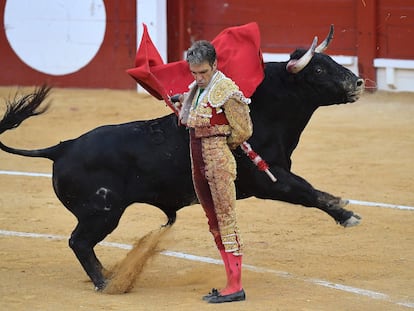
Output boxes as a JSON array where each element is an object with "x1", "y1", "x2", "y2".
[
  {"x1": 202, "y1": 288, "x2": 219, "y2": 301},
  {"x1": 207, "y1": 289, "x2": 246, "y2": 303}
]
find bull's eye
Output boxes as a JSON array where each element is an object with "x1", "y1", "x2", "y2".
[{"x1": 315, "y1": 67, "x2": 323, "y2": 74}]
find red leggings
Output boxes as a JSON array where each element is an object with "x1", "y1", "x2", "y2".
[{"x1": 189, "y1": 130, "x2": 225, "y2": 250}]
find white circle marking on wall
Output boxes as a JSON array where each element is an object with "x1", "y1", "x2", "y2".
[{"x1": 4, "y1": 0, "x2": 106, "y2": 76}]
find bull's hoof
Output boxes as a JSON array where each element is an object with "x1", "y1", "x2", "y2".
[
  {"x1": 162, "y1": 213, "x2": 177, "y2": 227},
  {"x1": 94, "y1": 280, "x2": 108, "y2": 292},
  {"x1": 339, "y1": 214, "x2": 361, "y2": 228}
]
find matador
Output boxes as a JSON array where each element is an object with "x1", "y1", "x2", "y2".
[{"x1": 175, "y1": 40, "x2": 253, "y2": 303}]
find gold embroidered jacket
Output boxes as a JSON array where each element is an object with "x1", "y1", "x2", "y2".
[{"x1": 179, "y1": 71, "x2": 253, "y2": 149}]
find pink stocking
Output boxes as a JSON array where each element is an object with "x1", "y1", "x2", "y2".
[{"x1": 219, "y1": 252, "x2": 243, "y2": 295}]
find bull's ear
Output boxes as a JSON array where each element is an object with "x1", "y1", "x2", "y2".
[
  {"x1": 315, "y1": 24, "x2": 334, "y2": 53},
  {"x1": 286, "y1": 37, "x2": 317, "y2": 74}
]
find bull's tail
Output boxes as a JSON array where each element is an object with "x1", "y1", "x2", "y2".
[
  {"x1": 0, "y1": 85, "x2": 63, "y2": 161},
  {"x1": 0, "y1": 85, "x2": 50, "y2": 135}
]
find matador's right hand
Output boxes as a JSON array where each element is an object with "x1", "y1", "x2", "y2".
[
  {"x1": 170, "y1": 94, "x2": 183, "y2": 103},
  {"x1": 170, "y1": 94, "x2": 183, "y2": 110}
]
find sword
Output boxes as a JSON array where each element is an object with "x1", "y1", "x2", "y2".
[{"x1": 240, "y1": 141, "x2": 277, "y2": 182}]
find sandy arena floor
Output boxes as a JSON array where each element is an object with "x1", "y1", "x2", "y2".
[{"x1": 0, "y1": 86, "x2": 413, "y2": 311}]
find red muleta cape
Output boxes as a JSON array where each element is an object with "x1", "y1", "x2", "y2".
[
  {"x1": 127, "y1": 22, "x2": 265, "y2": 114},
  {"x1": 127, "y1": 23, "x2": 276, "y2": 182}
]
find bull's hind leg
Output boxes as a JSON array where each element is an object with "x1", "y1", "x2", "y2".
[{"x1": 69, "y1": 210, "x2": 123, "y2": 291}]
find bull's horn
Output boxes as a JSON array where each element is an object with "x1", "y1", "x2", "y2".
[
  {"x1": 315, "y1": 24, "x2": 334, "y2": 53},
  {"x1": 286, "y1": 36, "x2": 317, "y2": 74}
]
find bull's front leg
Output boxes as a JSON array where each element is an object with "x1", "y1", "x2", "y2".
[
  {"x1": 313, "y1": 189, "x2": 361, "y2": 227},
  {"x1": 261, "y1": 167, "x2": 361, "y2": 227}
]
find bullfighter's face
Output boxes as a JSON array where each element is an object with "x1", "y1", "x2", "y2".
[{"x1": 189, "y1": 60, "x2": 217, "y2": 89}]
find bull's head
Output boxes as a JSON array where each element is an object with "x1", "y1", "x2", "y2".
[
  {"x1": 286, "y1": 25, "x2": 365, "y2": 104},
  {"x1": 286, "y1": 25, "x2": 334, "y2": 73}
]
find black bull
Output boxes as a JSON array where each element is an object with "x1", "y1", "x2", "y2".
[{"x1": 0, "y1": 50, "x2": 364, "y2": 290}]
